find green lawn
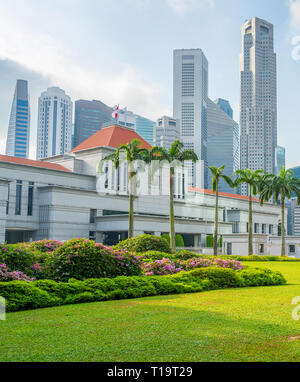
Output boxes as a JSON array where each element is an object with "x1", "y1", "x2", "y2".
[{"x1": 1, "y1": 262, "x2": 300, "y2": 362}]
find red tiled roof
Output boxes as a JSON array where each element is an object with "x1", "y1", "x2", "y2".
[
  {"x1": 189, "y1": 187, "x2": 260, "y2": 202},
  {"x1": 71, "y1": 124, "x2": 152, "y2": 153},
  {"x1": 0, "y1": 155, "x2": 71, "y2": 172}
]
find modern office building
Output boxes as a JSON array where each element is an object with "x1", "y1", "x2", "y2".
[
  {"x1": 116, "y1": 107, "x2": 136, "y2": 129},
  {"x1": 290, "y1": 166, "x2": 300, "y2": 180},
  {"x1": 134, "y1": 114, "x2": 156, "y2": 146},
  {"x1": 240, "y1": 17, "x2": 277, "y2": 195},
  {"x1": 275, "y1": 146, "x2": 286, "y2": 175},
  {"x1": 37, "y1": 87, "x2": 73, "y2": 160},
  {"x1": 173, "y1": 49, "x2": 209, "y2": 189},
  {"x1": 154, "y1": 116, "x2": 180, "y2": 149},
  {"x1": 207, "y1": 98, "x2": 240, "y2": 193},
  {"x1": 5, "y1": 80, "x2": 30, "y2": 158},
  {"x1": 214, "y1": 98, "x2": 233, "y2": 119},
  {"x1": 73, "y1": 100, "x2": 113, "y2": 148}
]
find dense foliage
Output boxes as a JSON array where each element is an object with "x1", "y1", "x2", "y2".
[
  {"x1": 114, "y1": 234, "x2": 172, "y2": 254},
  {"x1": 0, "y1": 267, "x2": 286, "y2": 312}
]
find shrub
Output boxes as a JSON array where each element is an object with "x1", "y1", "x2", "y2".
[
  {"x1": 142, "y1": 258, "x2": 182, "y2": 276},
  {"x1": 206, "y1": 235, "x2": 214, "y2": 248},
  {"x1": 0, "y1": 266, "x2": 286, "y2": 312},
  {"x1": 140, "y1": 251, "x2": 175, "y2": 261},
  {"x1": 175, "y1": 249, "x2": 201, "y2": 260},
  {"x1": 114, "y1": 234, "x2": 172, "y2": 254},
  {"x1": 0, "y1": 264, "x2": 35, "y2": 282},
  {"x1": 175, "y1": 234, "x2": 185, "y2": 247},
  {"x1": 48, "y1": 238, "x2": 142, "y2": 281},
  {"x1": 21, "y1": 239, "x2": 63, "y2": 253},
  {"x1": 161, "y1": 234, "x2": 170, "y2": 245}
]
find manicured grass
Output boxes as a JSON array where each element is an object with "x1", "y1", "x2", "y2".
[{"x1": 1, "y1": 262, "x2": 300, "y2": 362}]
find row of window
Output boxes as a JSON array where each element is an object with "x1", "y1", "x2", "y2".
[{"x1": 7, "y1": 181, "x2": 34, "y2": 217}]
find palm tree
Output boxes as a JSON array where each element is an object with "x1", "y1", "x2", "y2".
[
  {"x1": 234, "y1": 169, "x2": 265, "y2": 256},
  {"x1": 259, "y1": 167, "x2": 300, "y2": 256},
  {"x1": 151, "y1": 140, "x2": 198, "y2": 251},
  {"x1": 99, "y1": 139, "x2": 150, "y2": 238},
  {"x1": 208, "y1": 165, "x2": 234, "y2": 256}
]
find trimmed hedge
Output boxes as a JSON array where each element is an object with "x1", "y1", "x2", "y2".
[
  {"x1": 0, "y1": 267, "x2": 286, "y2": 312},
  {"x1": 114, "y1": 234, "x2": 172, "y2": 254}
]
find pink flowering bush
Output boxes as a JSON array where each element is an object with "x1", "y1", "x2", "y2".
[
  {"x1": 0, "y1": 264, "x2": 34, "y2": 282},
  {"x1": 182, "y1": 257, "x2": 244, "y2": 271},
  {"x1": 21, "y1": 239, "x2": 63, "y2": 253},
  {"x1": 48, "y1": 238, "x2": 143, "y2": 281},
  {"x1": 214, "y1": 258, "x2": 244, "y2": 270},
  {"x1": 141, "y1": 258, "x2": 182, "y2": 276}
]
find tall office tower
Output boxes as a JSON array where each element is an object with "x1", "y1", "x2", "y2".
[
  {"x1": 134, "y1": 114, "x2": 155, "y2": 146},
  {"x1": 6, "y1": 80, "x2": 30, "y2": 158},
  {"x1": 154, "y1": 116, "x2": 180, "y2": 150},
  {"x1": 173, "y1": 49, "x2": 208, "y2": 188},
  {"x1": 117, "y1": 107, "x2": 136, "y2": 129},
  {"x1": 275, "y1": 146, "x2": 286, "y2": 175},
  {"x1": 73, "y1": 100, "x2": 113, "y2": 148},
  {"x1": 214, "y1": 98, "x2": 233, "y2": 119},
  {"x1": 37, "y1": 87, "x2": 73, "y2": 159},
  {"x1": 240, "y1": 17, "x2": 277, "y2": 195},
  {"x1": 207, "y1": 98, "x2": 240, "y2": 194}
]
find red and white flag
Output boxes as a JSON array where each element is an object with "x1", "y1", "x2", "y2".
[{"x1": 112, "y1": 105, "x2": 119, "y2": 119}]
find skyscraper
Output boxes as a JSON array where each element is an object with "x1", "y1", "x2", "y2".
[
  {"x1": 154, "y1": 116, "x2": 180, "y2": 150},
  {"x1": 240, "y1": 17, "x2": 277, "y2": 195},
  {"x1": 207, "y1": 98, "x2": 240, "y2": 193},
  {"x1": 73, "y1": 99, "x2": 113, "y2": 148},
  {"x1": 275, "y1": 146, "x2": 286, "y2": 175},
  {"x1": 173, "y1": 49, "x2": 208, "y2": 188},
  {"x1": 37, "y1": 87, "x2": 73, "y2": 159},
  {"x1": 6, "y1": 80, "x2": 30, "y2": 158},
  {"x1": 214, "y1": 98, "x2": 233, "y2": 119},
  {"x1": 135, "y1": 114, "x2": 155, "y2": 146}
]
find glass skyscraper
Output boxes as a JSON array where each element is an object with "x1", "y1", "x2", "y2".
[
  {"x1": 214, "y1": 98, "x2": 233, "y2": 119},
  {"x1": 275, "y1": 146, "x2": 286, "y2": 175},
  {"x1": 135, "y1": 114, "x2": 155, "y2": 146},
  {"x1": 73, "y1": 100, "x2": 113, "y2": 148},
  {"x1": 6, "y1": 80, "x2": 30, "y2": 158}
]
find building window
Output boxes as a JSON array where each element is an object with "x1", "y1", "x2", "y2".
[
  {"x1": 27, "y1": 182, "x2": 34, "y2": 216},
  {"x1": 15, "y1": 180, "x2": 22, "y2": 215},
  {"x1": 89, "y1": 231, "x2": 96, "y2": 241},
  {"x1": 90, "y1": 209, "x2": 97, "y2": 224},
  {"x1": 227, "y1": 243, "x2": 232, "y2": 255},
  {"x1": 259, "y1": 244, "x2": 264, "y2": 254},
  {"x1": 269, "y1": 224, "x2": 273, "y2": 235},
  {"x1": 254, "y1": 223, "x2": 259, "y2": 233},
  {"x1": 6, "y1": 183, "x2": 10, "y2": 215},
  {"x1": 262, "y1": 224, "x2": 266, "y2": 234},
  {"x1": 289, "y1": 245, "x2": 296, "y2": 254}
]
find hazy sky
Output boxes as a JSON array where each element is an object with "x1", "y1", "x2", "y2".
[{"x1": 0, "y1": 0, "x2": 300, "y2": 167}]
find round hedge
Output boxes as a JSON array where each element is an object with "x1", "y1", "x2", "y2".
[{"x1": 114, "y1": 234, "x2": 172, "y2": 254}]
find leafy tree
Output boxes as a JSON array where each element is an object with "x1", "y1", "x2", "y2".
[
  {"x1": 208, "y1": 165, "x2": 234, "y2": 256},
  {"x1": 206, "y1": 235, "x2": 214, "y2": 248},
  {"x1": 234, "y1": 169, "x2": 265, "y2": 256},
  {"x1": 99, "y1": 139, "x2": 150, "y2": 238},
  {"x1": 259, "y1": 167, "x2": 300, "y2": 256},
  {"x1": 150, "y1": 141, "x2": 198, "y2": 251},
  {"x1": 175, "y1": 234, "x2": 185, "y2": 248}
]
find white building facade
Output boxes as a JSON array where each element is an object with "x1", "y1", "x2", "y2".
[
  {"x1": 173, "y1": 49, "x2": 208, "y2": 189},
  {"x1": 37, "y1": 87, "x2": 73, "y2": 160},
  {"x1": 154, "y1": 116, "x2": 180, "y2": 150},
  {"x1": 240, "y1": 17, "x2": 277, "y2": 195}
]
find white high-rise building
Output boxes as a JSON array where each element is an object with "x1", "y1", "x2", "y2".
[
  {"x1": 173, "y1": 49, "x2": 208, "y2": 188},
  {"x1": 37, "y1": 87, "x2": 73, "y2": 159},
  {"x1": 240, "y1": 17, "x2": 277, "y2": 195},
  {"x1": 154, "y1": 116, "x2": 180, "y2": 150}
]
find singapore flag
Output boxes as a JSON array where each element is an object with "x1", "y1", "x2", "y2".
[{"x1": 112, "y1": 105, "x2": 119, "y2": 120}]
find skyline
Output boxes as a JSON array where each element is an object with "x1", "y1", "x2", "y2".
[{"x1": 0, "y1": 0, "x2": 300, "y2": 167}]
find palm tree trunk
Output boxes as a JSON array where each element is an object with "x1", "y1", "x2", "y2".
[
  {"x1": 248, "y1": 185, "x2": 253, "y2": 256},
  {"x1": 129, "y1": 171, "x2": 134, "y2": 238},
  {"x1": 281, "y1": 197, "x2": 285, "y2": 257},
  {"x1": 213, "y1": 183, "x2": 219, "y2": 256},
  {"x1": 170, "y1": 170, "x2": 176, "y2": 251}
]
